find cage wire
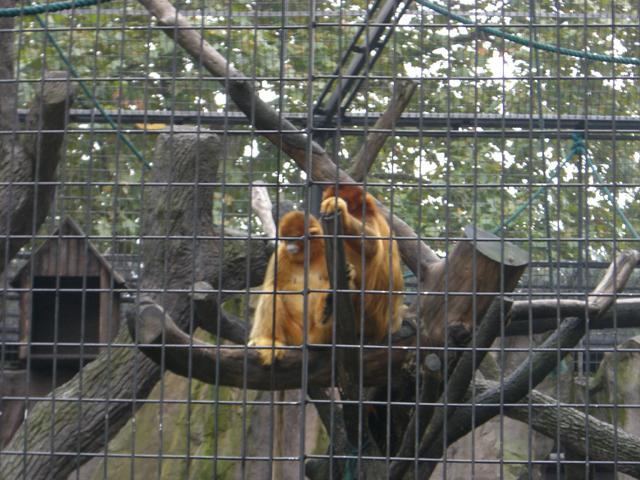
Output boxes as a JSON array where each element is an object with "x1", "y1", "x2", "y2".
[{"x1": 0, "y1": 0, "x2": 640, "y2": 478}]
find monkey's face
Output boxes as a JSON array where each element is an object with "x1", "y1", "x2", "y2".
[
  {"x1": 284, "y1": 240, "x2": 302, "y2": 255},
  {"x1": 278, "y1": 212, "x2": 324, "y2": 260}
]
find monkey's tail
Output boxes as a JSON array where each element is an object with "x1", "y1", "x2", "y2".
[{"x1": 273, "y1": 389, "x2": 285, "y2": 480}]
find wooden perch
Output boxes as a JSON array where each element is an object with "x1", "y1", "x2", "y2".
[
  {"x1": 411, "y1": 250, "x2": 640, "y2": 478},
  {"x1": 506, "y1": 297, "x2": 640, "y2": 335},
  {"x1": 128, "y1": 297, "x2": 417, "y2": 390},
  {"x1": 349, "y1": 79, "x2": 418, "y2": 182},
  {"x1": 483, "y1": 378, "x2": 640, "y2": 479},
  {"x1": 420, "y1": 225, "x2": 528, "y2": 345},
  {"x1": 390, "y1": 298, "x2": 513, "y2": 479},
  {"x1": 0, "y1": 72, "x2": 75, "y2": 274},
  {"x1": 136, "y1": 0, "x2": 440, "y2": 276},
  {"x1": 506, "y1": 250, "x2": 640, "y2": 335},
  {"x1": 191, "y1": 281, "x2": 248, "y2": 344}
]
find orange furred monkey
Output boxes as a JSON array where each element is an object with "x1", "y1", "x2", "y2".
[
  {"x1": 249, "y1": 211, "x2": 333, "y2": 365},
  {"x1": 320, "y1": 185, "x2": 404, "y2": 341}
]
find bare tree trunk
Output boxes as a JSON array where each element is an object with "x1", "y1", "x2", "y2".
[
  {"x1": 0, "y1": 2, "x2": 77, "y2": 275},
  {"x1": 0, "y1": 0, "x2": 17, "y2": 134},
  {"x1": 0, "y1": 131, "x2": 271, "y2": 479}
]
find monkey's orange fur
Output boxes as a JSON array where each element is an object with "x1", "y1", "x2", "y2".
[
  {"x1": 248, "y1": 211, "x2": 332, "y2": 365},
  {"x1": 320, "y1": 185, "x2": 404, "y2": 341}
]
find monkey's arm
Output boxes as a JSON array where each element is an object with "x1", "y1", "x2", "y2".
[
  {"x1": 320, "y1": 196, "x2": 382, "y2": 258},
  {"x1": 248, "y1": 256, "x2": 288, "y2": 365}
]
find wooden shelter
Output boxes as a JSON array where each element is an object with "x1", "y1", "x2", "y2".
[{"x1": 10, "y1": 217, "x2": 125, "y2": 365}]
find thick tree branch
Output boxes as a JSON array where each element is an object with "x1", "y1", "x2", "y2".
[
  {"x1": 0, "y1": 72, "x2": 75, "y2": 274},
  {"x1": 349, "y1": 80, "x2": 418, "y2": 182},
  {"x1": 128, "y1": 298, "x2": 417, "y2": 390},
  {"x1": 414, "y1": 250, "x2": 639, "y2": 478},
  {"x1": 390, "y1": 299, "x2": 511, "y2": 479},
  {"x1": 477, "y1": 378, "x2": 640, "y2": 479},
  {"x1": 0, "y1": 131, "x2": 270, "y2": 480},
  {"x1": 506, "y1": 297, "x2": 640, "y2": 335},
  {"x1": 191, "y1": 280, "x2": 248, "y2": 344},
  {"x1": 136, "y1": 0, "x2": 440, "y2": 276}
]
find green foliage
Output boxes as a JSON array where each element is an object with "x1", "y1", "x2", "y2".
[{"x1": 13, "y1": 0, "x2": 640, "y2": 261}]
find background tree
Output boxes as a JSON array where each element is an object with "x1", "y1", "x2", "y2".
[{"x1": 1, "y1": 0, "x2": 639, "y2": 478}]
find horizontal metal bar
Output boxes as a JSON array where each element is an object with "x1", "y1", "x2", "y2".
[{"x1": 14, "y1": 108, "x2": 640, "y2": 139}]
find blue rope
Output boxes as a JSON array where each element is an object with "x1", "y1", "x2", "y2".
[
  {"x1": 0, "y1": 0, "x2": 112, "y2": 17},
  {"x1": 416, "y1": 0, "x2": 640, "y2": 65}
]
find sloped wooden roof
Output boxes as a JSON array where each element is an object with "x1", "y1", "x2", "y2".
[{"x1": 10, "y1": 217, "x2": 126, "y2": 287}]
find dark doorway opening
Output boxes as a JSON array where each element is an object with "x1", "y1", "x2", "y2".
[{"x1": 31, "y1": 276, "x2": 101, "y2": 364}]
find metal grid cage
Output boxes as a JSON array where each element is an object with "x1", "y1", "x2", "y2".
[{"x1": 1, "y1": 0, "x2": 639, "y2": 478}]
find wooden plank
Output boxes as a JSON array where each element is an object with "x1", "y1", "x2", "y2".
[
  {"x1": 18, "y1": 278, "x2": 31, "y2": 361},
  {"x1": 66, "y1": 238, "x2": 78, "y2": 276},
  {"x1": 58, "y1": 236, "x2": 67, "y2": 277},
  {"x1": 99, "y1": 269, "x2": 109, "y2": 344},
  {"x1": 111, "y1": 293, "x2": 120, "y2": 341}
]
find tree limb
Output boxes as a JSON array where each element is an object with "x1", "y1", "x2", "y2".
[
  {"x1": 477, "y1": 378, "x2": 640, "y2": 479},
  {"x1": 128, "y1": 298, "x2": 417, "y2": 390},
  {"x1": 349, "y1": 79, "x2": 418, "y2": 182},
  {"x1": 135, "y1": 0, "x2": 440, "y2": 276},
  {"x1": 414, "y1": 250, "x2": 639, "y2": 478},
  {"x1": 506, "y1": 297, "x2": 640, "y2": 336},
  {"x1": 0, "y1": 72, "x2": 75, "y2": 274},
  {"x1": 191, "y1": 280, "x2": 248, "y2": 344},
  {"x1": 390, "y1": 298, "x2": 511, "y2": 479}
]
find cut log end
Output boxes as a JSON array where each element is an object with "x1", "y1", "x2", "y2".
[{"x1": 463, "y1": 225, "x2": 529, "y2": 267}]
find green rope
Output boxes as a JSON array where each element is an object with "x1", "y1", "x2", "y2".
[
  {"x1": 584, "y1": 156, "x2": 640, "y2": 240},
  {"x1": 492, "y1": 134, "x2": 584, "y2": 234},
  {"x1": 493, "y1": 134, "x2": 640, "y2": 240},
  {"x1": 34, "y1": 15, "x2": 149, "y2": 169},
  {"x1": 0, "y1": 0, "x2": 111, "y2": 17},
  {"x1": 416, "y1": 0, "x2": 640, "y2": 66}
]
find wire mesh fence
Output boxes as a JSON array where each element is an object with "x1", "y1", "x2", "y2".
[{"x1": 1, "y1": 0, "x2": 639, "y2": 478}]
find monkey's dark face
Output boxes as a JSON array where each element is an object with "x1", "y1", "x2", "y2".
[{"x1": 278, "y1": 211, "x2": 323, "y2": 259}]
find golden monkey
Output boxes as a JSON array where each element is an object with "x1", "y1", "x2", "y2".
[
  {"x1": 249, "y1": 211, "x2": 333, "y2": 365},
  {"x1": 320, "y1": 185, "x2": 404, "y2": 341}
]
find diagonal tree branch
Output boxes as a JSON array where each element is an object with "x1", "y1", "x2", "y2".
[
  {"x1": 389, "y1": 298, "x2": 511, "y2": 479},
  {"x1": 136, "y1": 0, "x2": 440, "y2": 275},
  {"x1": 191, "y1": 280, "x2": 248, "y2": 344},
  {"x1": 414, "y1": 250, "x2": 639, "y2": 478},
  {"x1": 476, "y1": 378, "x2": 640, "y2": 479},
  {"x1": 348, "y1": 79, "x2": 418, "y2": 182}
]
